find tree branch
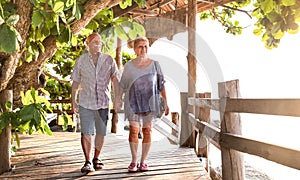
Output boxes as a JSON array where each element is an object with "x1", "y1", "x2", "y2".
[
  {"x1": 44, "y1": 71, "x2": 71, "y2": 85},
  {"x1": 71, "y1": 0, "x2": 123, "y2": 34},
  {"x1": 221, "y1": 4, "x2": 252, "y2": 19}
]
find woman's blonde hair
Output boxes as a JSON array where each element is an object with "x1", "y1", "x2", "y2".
[{"x1": 133, "y1": 37, "x2": 149, "y2": 48}]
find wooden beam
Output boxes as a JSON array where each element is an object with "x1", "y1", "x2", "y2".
[
  {"x1": 188, "y1": 113, "x2": 220, "y2": 144},
  {"x1": 147, "y1": 0, "x2": 175, "y2": 11},
  {"x1": 112, "y1": 2, "x2": 139, "y2": 18},
  {"x1": 221, "y1": 133, "x2": 300, "y2": 170},
  {"x1": 225, "y1": 98, "x2": 300, "y2": 117},
  {"x1": 186, "y1": 0, "x2": 197, "y2": 149},
  {"x1": 188, "y1": 97, "x2": 220, "y2": 111},
  {"x1": 131, "y1": 8, "x2": 158, "y2": 16}
]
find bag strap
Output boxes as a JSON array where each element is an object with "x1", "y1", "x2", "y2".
[{"x1": 153, "y1": 60, "x2": 158, "y2": 72}]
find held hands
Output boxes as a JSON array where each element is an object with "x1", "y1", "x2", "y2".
[
  {"x1": 114, "y1": 98, "x2": 123, "y2": 112},
  {"x1": 72, "y1": 102, "x2": 79, "y2": 114}
]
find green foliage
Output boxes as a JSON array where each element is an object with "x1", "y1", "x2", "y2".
[
  {"x1": 199, "y1": 1, "x2": 251, "y2": 35},
  {"x1": 45, "y1": 78, "x2": 71, "y2": 99},
  {"x1": 120, "y1": 0, "x2": 146, "y2": 9},
  {"x1": 0, "y1": 1, "x2": 20, "y2": 53},
  {"x1": 122, "y1": 51, "x2": 136, "y2": 65},
  {"x1": 252, "y1": 0, "x2": 300, "y2": 49},
  {"x1": 0, "y1": 88, "x2": 52, "y2": 148}
]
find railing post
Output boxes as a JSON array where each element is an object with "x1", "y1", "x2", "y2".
[
  {"x1": 170, "y1": 112, "x2": 179, "y2": 144},
  {"x1": 197, "y1": 92, "x2": 211, "y2": 172},
  {"x1": 0, "y1": 90, "x2": 13, "y2": 174},
  {"x1": 218, "y1": 80, "x2": 245, "y2": 180},
  {"x1": 180, "y1": 92, "x2": 195, "y2": 147}
]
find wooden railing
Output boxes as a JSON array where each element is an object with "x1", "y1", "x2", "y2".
[
  {"x1": 47, "y1": 99, "x2": 73, "y2": 127},
  {"x1": 180, "y1": 79, "x2": 300, "y2": 180}
]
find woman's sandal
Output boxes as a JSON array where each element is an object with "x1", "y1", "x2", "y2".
[
  {"x1": 138, "y1": 163, "x2": 149, "y2": 171},
  {"x1": 92, "y1": 158, "x2": 104, "y2": 170},
  {"x1": 81, "y1": 161, "x2": 94, "y2": 173},
  {"x1": 128, "y1": 163, "x2": 138, "y2": 172}
]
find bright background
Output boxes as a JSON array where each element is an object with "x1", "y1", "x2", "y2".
[{"x1": 143, "y1": 15, "x2": 300, "y2": 179}]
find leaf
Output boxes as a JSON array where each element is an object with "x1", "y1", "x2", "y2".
[
  {"x1": 128, "y1": 28, "x2": 137, "y2": 40},
  {"x1": 33, "y1": 109, "x2": 41, "y2": 126},
  {"x1": 6, "y1": 14, "x2": 19, "y2": 26},
  {"x1": 15, "y1": 132, "x2": 20, "y2": 147},
  {"x1": 53, "y1": 2, "x2": 64, "y2": 13},
  {"x1": 30, "y1": 88, "x2": 37, "y2": 103},
  {"x1": 0, "y1": 114, "x2": 10, "y2": 134},
  {"x1": 20, "y1": 105, "x2": 34, "y2": 121},
  {"x1": 66, "y1": 0, "x2": 73, "y2": 7},
  {"x1": 0, "y1": 24, "x2": 17, "y2": 53},
  {"x1": 133, "y1": 22, "x2": 145, "y2": 36},
  {"x1": 0, "y1": 16, "x2": 4, "y2": 25},
  {"x1": 5, "y1": 101, "x2": 12, "y2": 110},
  {"x1": 273, "y1": 29, "x2": 284, "y2": 39},
  {"x1": 71, "y1": 34, "x2": 78, "y2": 46},
  {"x1": 32, "y1": 11, "x2": 43, "y2": 27},
  {"x1": 261, "y1": 0, "x2": 274, "y2": 14},
  {"x1": 281, "y1": 0, "x2": 296, "y2": 6},
  {"x1": 44, "y1": 123, "x2": 53, "y2": 135},
  {"x1": 114, "y1": 26, "x2": 128, "y2": 40},
  {"x1": 74, "y1": 4, "x2": 81, "y2": 20}
]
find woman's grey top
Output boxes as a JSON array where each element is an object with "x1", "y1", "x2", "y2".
[{"x1": 119, "y1": 60, "x2": 165, "y2": 120}]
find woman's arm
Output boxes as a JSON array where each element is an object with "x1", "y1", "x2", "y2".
[{"x1": 160, "y1": 86, "x2": 169, "y2": 116}]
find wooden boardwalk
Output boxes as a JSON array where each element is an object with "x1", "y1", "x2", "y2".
[{"x1": 0, "y1": 130, "x2": 211, "y2": 179}]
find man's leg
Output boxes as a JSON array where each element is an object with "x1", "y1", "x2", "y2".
[
  {"x1": 81, "y1": 134, "x2": 92, "y2": 162},
  {"x1": 93, "y1": 109, "x2": 108, "y2": 169},
  {"x1": 94, "y1": 135, "x2": 104, "y2": 158},
  {"x1": 79, "y1": 106, "x2": 95, "y2": 173}
]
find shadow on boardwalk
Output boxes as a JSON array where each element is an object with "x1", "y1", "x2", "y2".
[{"x1": 0, "y1": 131, "x2": 210, "y2": 179}]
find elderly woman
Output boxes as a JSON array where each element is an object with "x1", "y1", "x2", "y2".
[{"x1": 116, "y1": 37, "x2": 169, "y2": 172}]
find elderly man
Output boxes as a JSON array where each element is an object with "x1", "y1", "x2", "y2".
[{"x1": 71, "y1": 33, "x2": 119, "y2": 173}]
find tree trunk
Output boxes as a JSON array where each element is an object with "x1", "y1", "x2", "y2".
[{"x1": 0, "y1": 90, "x2": 13, "y2": 174}]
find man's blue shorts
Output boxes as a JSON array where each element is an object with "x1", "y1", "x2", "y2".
[{"x1": 79, "y1": 106, "x2": 108, "y2": 136}]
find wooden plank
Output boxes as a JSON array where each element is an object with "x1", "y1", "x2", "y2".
[
  {"x1": 189, "y1": 97, "x2": 300, "y2": 117},
  {"x1": 0, "y1": 132, "x2": 210, "y2": 179},
  {"x1": 220, "y1": 133, "x2": 300, "y2": 170},
  {"x1": 226, "y1": 98, "x2": 300, "y2": 117}
]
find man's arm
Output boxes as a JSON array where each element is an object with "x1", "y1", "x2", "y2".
[
  {"x1": 72, "y1": 81, "x2": 80, "y2": 114},
  {"x1": 111, "y1": 76, "x2": 123, "y2": 111}
]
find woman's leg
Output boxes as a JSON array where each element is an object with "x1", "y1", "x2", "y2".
[
  {"x1": 140, "y1": 116, "x2": 153, "y2": 165},
  {"x1": 128, "y1": 120, "x2": 140, "y2": 164}
]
